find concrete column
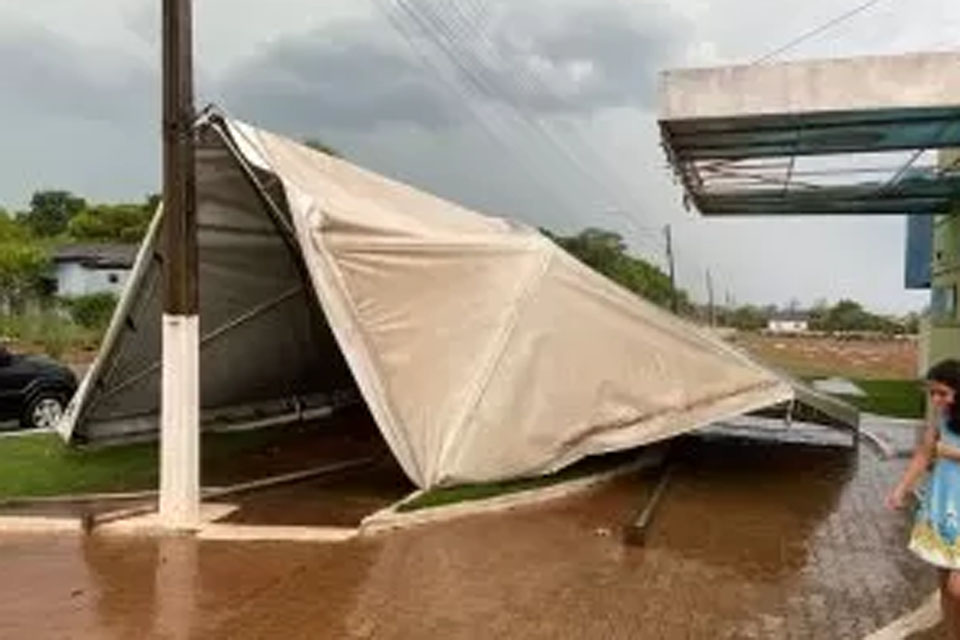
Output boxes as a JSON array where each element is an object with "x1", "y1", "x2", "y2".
[{"x1": 159, "y1": 314, "x2": 200, "y2": 529}]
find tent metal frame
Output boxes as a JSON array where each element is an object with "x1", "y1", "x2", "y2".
[
  {"x1": 660, "y1": 104, "x2": 960, "y2": 216},
  {"x1": 62, "y1": 115, "x2": 359, "y2": 443}
]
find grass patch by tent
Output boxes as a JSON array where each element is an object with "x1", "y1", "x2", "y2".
[
  {"x1": 398, "y1": 450, "x2": 643, "y2": 512},
  {"x1": 836, "y1": 379, "x2": 925, "y2": 420},
  {"x1": 0, "y1": 424, "x2": 340, "y2": 500},
  {"x1": 0, "y1": 432, "x2": 157, "y2": 500}
]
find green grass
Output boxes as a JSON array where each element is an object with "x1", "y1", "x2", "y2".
[
  {"x1": 0, "y1": 433, "x2": 158, "y2": 500},
  {"x1": 398, "y1": 450, "x2": 639, "y2": 512},
  {"x1": 835, "y1": 379, "x2": 925, "y2": 420},
  {"x1": 1, "y1": 426, "x2": 646, "y2": 508},
  {"x1": 0, "y1": 309, "x2": 101, "y2": 360},
  {"x1": 0, "y1": 426, "x2": 305, "y2": 501}
]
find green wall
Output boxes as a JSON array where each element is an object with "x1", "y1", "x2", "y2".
[{"x1": 924, "y1": 150, "x2": 960, "y2": 372}]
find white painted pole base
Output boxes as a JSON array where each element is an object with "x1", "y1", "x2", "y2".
[{"x1": 159, "y1": 314, "x2": 201, "y2": 530}]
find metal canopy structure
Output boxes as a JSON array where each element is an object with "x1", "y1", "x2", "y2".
[{"x1": 659, "y1": 52, "x2": 960, "y2": 216}]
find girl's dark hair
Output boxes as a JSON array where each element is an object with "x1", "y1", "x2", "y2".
[{"x1": 926, "y1": 359, "x2": 960, "y2": 434}]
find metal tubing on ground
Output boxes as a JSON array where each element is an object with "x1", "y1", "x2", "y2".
[
  {"x1": 85, "y1": 457, "x2": 378, "y2": 531},
  {"x1": 623, "y1": 464, "x2": 673, "y2": 546}
]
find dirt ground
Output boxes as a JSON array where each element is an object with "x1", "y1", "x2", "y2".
[
  {"x1": 0, "y1": 436, "x2": 937, "y2": 639},
  {"x1": 220, "y1": 458, "x2": 411, "y2": 527},
  {"x1": 733, "y1": 333, "x2": 918, "y2": 380},
  {"x1": 201, "y1": 405, "x2": 392, "y2": 487},
  {"x1": 7, "y1": 339, "x2": 98, "y2": 366}
]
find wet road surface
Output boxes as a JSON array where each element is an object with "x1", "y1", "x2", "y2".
[
  {"x1": 0, "y1": 436, "x2": 936, "y2": 639},
  {"x1": 221, "y1": 458, "x2": 411, "y2": 527}
]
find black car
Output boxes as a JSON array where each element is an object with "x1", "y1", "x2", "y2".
[{"x1": 0, "y1": 345, "x2": 78, "y2": 431}]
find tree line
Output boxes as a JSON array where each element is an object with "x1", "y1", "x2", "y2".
[
  {"x1": 7, "y1": 190, "x2": 157, "y2": 241},
  {"x1": 543, "y1": 227, "x2": 692, "y2": 313},
  {"x1": 1, "y1": 190, "x2": 157, "y2": 309},
  {"x1": 541, "y1": 228, "x2": 916, "y2": 334},
  {"x1": 1, "y1": 194, "x2": 917, "y2": 337},
  {"x1": 716, "y1": 300, "x2": 919, "y2": 335}
]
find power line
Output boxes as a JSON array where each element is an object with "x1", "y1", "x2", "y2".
[
  {"x1": 370, "y1": 0, "x2": 674, "y2": 267},
  {"x1": 396, "y1": 0, "x2": 624, "y2": 207},
  {"x1": 706, "y1": 268, "x2": 716, "y2": 327},
  {"x1": 751, "y1": 0, "x2": 889, "y2": 65},
  {"x1": 368, "y1": 0, "x2": 585, "y2": 229},
  {"x1": 435, "y1": 0, "x2": 648, "y2": 210},
  {"x1": 665, "y1": 224, "x2": 678, "y2": 313},
  {"x1": 391, "y1": 0, "x2": 667, "y2": 252},
  {"x1": 433, "y1": 1, "x2": 659, "y2": 218},
  {"x1": 700, "y1": 0, "x2": 896, "y2": 211}
]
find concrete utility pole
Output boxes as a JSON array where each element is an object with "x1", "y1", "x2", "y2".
[
  {"x1": 159, "y1": 0, "x2": 200, "y2": 530},
  {"x1": 663, "y1": 224, "x2": 678, "y2": 313},
  {"x1": 705, "y1": 269, "x2": 715, "y2": 327}
]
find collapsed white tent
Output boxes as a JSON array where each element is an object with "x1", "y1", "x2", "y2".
[{"x1": 59, "y1": 114, "x2": 794, "y2": 489}]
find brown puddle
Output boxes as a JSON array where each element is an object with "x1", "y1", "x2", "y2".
[
  {"x1": 201, "y1": 404, "x2": 389, "y2": 487},
  {"x1": 0, "y1": 435, "x2": 937, "y2": 639},
  {"x1": 219, "y1": 457, "x2": 412, "y2": 527}
]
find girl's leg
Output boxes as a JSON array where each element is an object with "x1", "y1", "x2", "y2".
[
  {"x1": 944, "y1": 570, "x2": 960, "y2": 639},
  {"x1": 940, "y1": 570, "x2": 953, "y2": 638}
]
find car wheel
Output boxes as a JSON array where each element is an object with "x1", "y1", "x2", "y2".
[{"x1": 21, "y1": 392, "x2": 67, "y2": 431}]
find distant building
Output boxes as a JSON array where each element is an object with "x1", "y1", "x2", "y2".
[
  {"x1": 52, "y1": 244, "x2": 137, "y2": 298},
  {"x1": 767, "y1": 312, "x2": 809, "y2": 334}
]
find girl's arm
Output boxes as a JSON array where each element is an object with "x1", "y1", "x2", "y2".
[
  {"x1": 937, "y1": 440, "x2": 960, "y2": 462},
  {"x1": 887, "y1": 422, "x2": 937, "y2": 509}
]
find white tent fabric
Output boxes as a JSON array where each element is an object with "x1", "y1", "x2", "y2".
[{"x1": 61, "y1": 116, "x2": 793, "y2": 489}]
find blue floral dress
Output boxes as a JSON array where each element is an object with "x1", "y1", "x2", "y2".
[{"x1": 910, "y1": 415, "x2": 960, "y2": 569}]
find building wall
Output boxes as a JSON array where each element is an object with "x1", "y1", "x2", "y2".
[
  {"x1": 767, "y1": 320, "x2": 808, "y2": 334},
  {"x1": 56, "y1": 263, "x2": 130, "y2": 298},
  {"x1": 925, "y1": 149, "x2": 960, "y2": 371}
]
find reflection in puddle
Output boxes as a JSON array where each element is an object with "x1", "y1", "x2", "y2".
[{"x1": 154, "y1": 537, "x2": 198, "y2": 640}]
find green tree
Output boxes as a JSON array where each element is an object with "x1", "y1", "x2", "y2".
[
  {"x1": 64, "y1": 292, "x2": 118, "y2": 330},
  {"x1": 68, "y1": 203, "x2": 153, "y2": 242},
  {"x1": 808, "y1": 299, "x2": 899, "y2": 334},
  {"x1": 0, "y1": 239, "x2": 49, "y2": 311},
  {"x1": 720, "y1": 305, "x2": 768, "y2": 331},
  {"x1": 545, "y1": 227, "x2": 691, "y2": 312},
  {"x1": 0, "y1": 208, "x2": 48, "y2": 310},
  {"x1": 902, "y1": 312, "x2": 921, "y2": 335},
  {"x1": 144, "y1": 193, "x2": 161, "y2": 214},
  {"x1": 23, "y1": 190, "x2": 86, "y2": 237},
  {"x1": 0, "y1": 208, "x2": 28, "y2": 242}
]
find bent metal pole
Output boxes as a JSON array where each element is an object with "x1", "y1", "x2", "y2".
[{"x1": 160, "y1": 0, "x2": 200, "y2": 530}]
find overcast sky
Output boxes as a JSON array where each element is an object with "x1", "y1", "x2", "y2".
[{"x1": 3, "y1": 0, "x2": 959, "y2": 313}]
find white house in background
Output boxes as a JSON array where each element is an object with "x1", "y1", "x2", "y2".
[
  {"x1": 52, "y1": 244, "x2": 137, "y2": 298},
  {"x1": 767, "y1": 312, "x2": 810, "y2": 334}
]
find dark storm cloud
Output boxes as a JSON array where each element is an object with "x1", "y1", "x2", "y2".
[
  {"x1": 0, "y1": 24, "x2": 156, "y2": 123},
  {"x1": 219, "y1": 23, "x2": 460, "y2": 130},
  {"x1": 482, "y1": 2, "x2": 686, "y2": 114},
  {"x1": 219, "y1": 2, "x2": 686, "y2": 131}
]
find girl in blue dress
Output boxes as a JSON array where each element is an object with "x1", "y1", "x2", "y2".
[{"x1": 889, "y1": 359, "x2": 960, "y2": 638}]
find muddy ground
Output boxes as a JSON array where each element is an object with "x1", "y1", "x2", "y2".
[
  {"x1": 0, "y1": 436, "x2": 936, "y2": 639},
  {"x1": 733, "y1": 333, "x2": 918, "y2": 380}
]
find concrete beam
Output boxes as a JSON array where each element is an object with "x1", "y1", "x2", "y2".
[{"x1": 660, "y1": 51, "x2": 960, "y2": 122}]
